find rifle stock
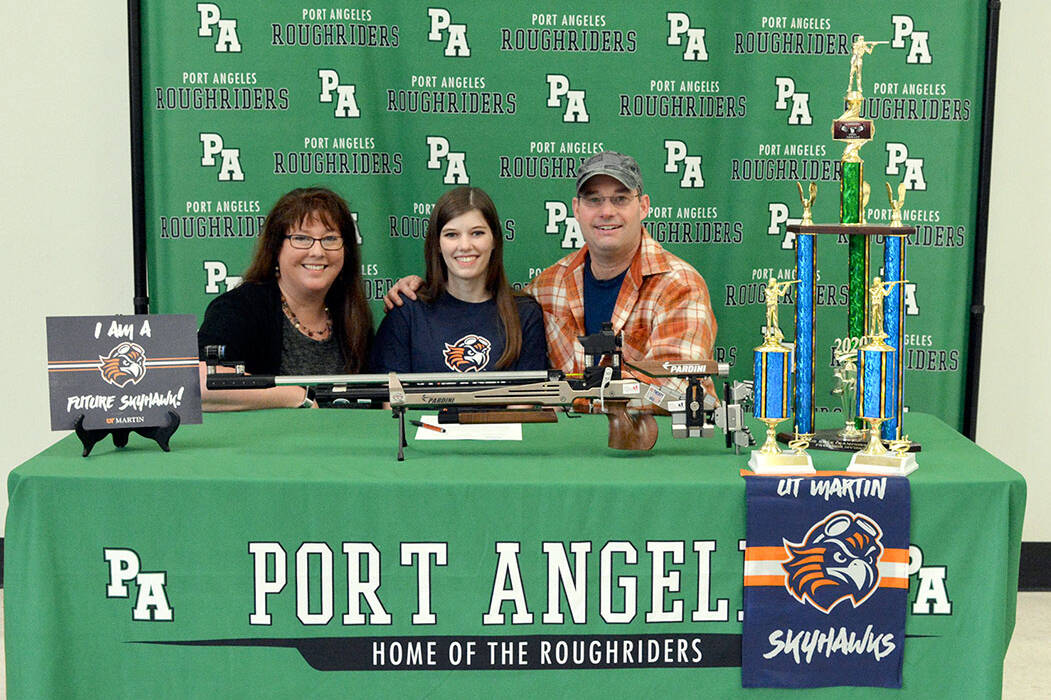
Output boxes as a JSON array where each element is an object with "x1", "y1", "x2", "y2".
[
  {"x1": 572, "y1": 398, "x2": 659, "y2": 450},
  {"x1": 603, "y1": 400, "x2": 659, "y2": 451}
]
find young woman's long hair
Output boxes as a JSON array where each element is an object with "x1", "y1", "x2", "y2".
[
  {"x1": 419, "y1": 186, "x2": 522, "y2": 369},
  {"x1": 242, "y1": 187, "x2": 373, "y2": 372}
]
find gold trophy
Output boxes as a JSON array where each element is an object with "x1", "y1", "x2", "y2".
[
  {"x1": 749, "y1": 279, "x2": 815, "y2": 474},
  {"x1": 847, "y1": 277, "x2": 918, "y2": 475}
]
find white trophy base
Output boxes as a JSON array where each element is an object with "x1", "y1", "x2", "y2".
[
  {"x1": 747, "y1": 451, "x2": 815, "y2": 475},
  {"x1": 847, "y1": 452, "x2": 918, "y2": 476}
]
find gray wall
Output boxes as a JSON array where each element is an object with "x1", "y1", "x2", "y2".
[{"x1": 1, "y1": 2, "x2": 1045, "y2": 540}]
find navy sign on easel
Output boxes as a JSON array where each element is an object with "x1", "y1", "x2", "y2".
[{"x1": 46, "y1": 315, "x2": 202, "y2": 454}]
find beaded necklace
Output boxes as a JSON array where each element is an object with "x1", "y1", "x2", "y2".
[{"x1": 281, "y1": 294, "x2": 333, "y2": 340}]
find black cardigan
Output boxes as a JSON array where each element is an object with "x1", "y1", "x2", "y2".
[{"x1": 197, "y1": 282, "x2": 286, "y2": 374}]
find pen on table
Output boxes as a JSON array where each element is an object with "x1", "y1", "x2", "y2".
[{"x1": 410, "y1": 419, "x2": 446, "y2": 433}]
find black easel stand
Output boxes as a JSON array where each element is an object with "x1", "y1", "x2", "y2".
[{"x1": 74, "y1": 411, "x2": 181, "y2": 457}]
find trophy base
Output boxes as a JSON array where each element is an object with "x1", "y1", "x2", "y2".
[
  {"x1": 778, "y1": 430, "x2": 921, "y2": 454},
  {"x1": 747, "y1": 451, "x2": 815, "y2": 475},
  {"x1": 847, "y1": 452, "x2": 918, "y2": 476}
]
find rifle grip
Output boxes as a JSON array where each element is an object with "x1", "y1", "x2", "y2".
[{"x1": 604, "y1": 400, "x2": 658, "y2": 451}]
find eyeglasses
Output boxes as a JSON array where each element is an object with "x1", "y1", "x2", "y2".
[
  {"x1": 285, "y1": 234, "x2": 344, "y2": 250},
  {"x1": 578, "y1": 193, "x2": 639, "y2": 209}
]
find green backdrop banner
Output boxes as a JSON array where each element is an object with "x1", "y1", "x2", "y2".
[{"x1": 142, "y1": 1, "x2": 985, "y2": 429}]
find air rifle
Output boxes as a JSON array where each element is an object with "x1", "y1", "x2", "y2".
[{"x1": 204, "y1": 323, "x2": 754, "y2": 460}]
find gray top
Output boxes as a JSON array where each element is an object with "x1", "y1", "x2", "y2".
[{"x1": 279, "y1": 315, "x2": 345, "y2": 374}]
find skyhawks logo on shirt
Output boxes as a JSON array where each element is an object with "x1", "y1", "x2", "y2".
[{"x1": 443, "y1": 334, "x2": 492, "y2": 371}]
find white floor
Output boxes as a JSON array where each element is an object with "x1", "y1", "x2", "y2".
[{"x1": 0, "y1": 590, "x2": 1047, "y2": 696}]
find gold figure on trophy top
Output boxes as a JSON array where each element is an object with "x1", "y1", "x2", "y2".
[
  {"x1": 847, "y1": 36, "x2": 889, "y2": 97},
  {"x1": 796, "y1": 182, "x2": 817, "y2": 225},
  {"x1": 864, "y1": 276, "x2": 908, "y2": 346},
  {"x1": 763, "y1": 278, "x2": 799, "y2": 345},
  {"x1": 886, "y1": 181, "x2": 907, "y2": 226}
]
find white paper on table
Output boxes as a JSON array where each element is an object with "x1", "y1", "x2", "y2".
[{"x1": 413, "y1": 414, "x2": 522, "y2": 441}]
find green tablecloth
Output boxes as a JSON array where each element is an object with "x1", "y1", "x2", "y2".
[{"x1": 4, "y1": 411, "x2": 1025, "y2": 698}]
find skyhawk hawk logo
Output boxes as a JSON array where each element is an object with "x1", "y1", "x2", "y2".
[
  {"x1": 443, "y1": 334, "x2": 492, "y2": 372},
  {"x1": 781, "y1": 511, "x2": 884, "y2": 613},
  {"x1": 99, "y1": 342, "x2": 148, "y2": 388}
]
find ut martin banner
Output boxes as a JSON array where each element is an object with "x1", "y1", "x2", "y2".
[{"x1": 742, "y1": 474, "x2": 910, "y2": 688}]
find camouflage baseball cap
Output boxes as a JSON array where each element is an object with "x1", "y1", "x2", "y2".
[{"x1": 575, "y1": 151, "x2": 643, "y2": 193}]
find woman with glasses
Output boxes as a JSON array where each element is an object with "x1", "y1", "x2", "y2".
[
  {"x1": 370, "y1": 186, "x2": 547, "y2": 374},
  {"x1": 197, "y1": 187, "x2": 372, "y2": 410}
]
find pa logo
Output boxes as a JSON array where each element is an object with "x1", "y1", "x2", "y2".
[
  {"x1": 104, "y1": 548, "x2": 173, "y2": 621},
  {"x1": 99, "y1": 342, "x2": 147, "y2": 388},
  {"x1": 428, "y1": 8, "x2": 470, "y2": 56},
  {"x1": 781, "y1": 511, "x2": 883, "y2": 613},
  {"x1": 891, "y1": 15, "x2": 932, "y2": 64},
  {"x1": 204, "y1": 260, "x2": 243, "y2": 294},
  {"x1": 444, "y1": 334, "x2": 491, "y2": 371},
  {"x1": 546, "y1": 75, "x2": 589, "y2": 123},
  {"x1": 767, "y1": 202, "x2": 800, "y2": 250},
  {"x1": 544, "y1": 201, "x2": 583, "y2": 249},
  {"x1": 200, "y1": 132, "x2": 244, "y2": 182},
  {"x1": 664, "y1": 140, "x2": 705, "y2": 188},
  {"x1": 196, "y1": 2, "x2": 241, "y2": 52},
  {"x1": 666, "y1": 12, "x2": 708, "y2": 61},
  {"x1": 426, "y1": 136, "x2": 468, "y2": 184},
  {"x1": 886, "y1": 143, "x2": 926, "y2": 191},
  {"x1": 774, "y1": 77, "x2": 812, "y2": 125},
  {"x1": 318, "y1": 69, "x2": 360, "y2": 118}
]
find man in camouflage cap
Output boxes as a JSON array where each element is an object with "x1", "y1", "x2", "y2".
[{"x1": 525, "y1": 151, "x2": 716, "y2": 392}]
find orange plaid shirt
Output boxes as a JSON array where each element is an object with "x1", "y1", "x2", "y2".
[{"x1": 525, "y1": 230, "x2": 717, "y2": 394}]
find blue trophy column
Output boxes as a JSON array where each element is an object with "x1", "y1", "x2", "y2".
[
  {"x1": 793, "y1": 233, "x2": 816, "y2": 435},
  {"x1": 881, "y1": 234, "x2": 906, "y2": 440}
]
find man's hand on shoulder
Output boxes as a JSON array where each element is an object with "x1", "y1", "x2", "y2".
[{"x1": 383, "y1": 275, "x2": 424, "y2": 312}]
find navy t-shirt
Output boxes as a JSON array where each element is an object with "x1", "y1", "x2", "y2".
[
  {"x1": 371, "y1": 292, "x2": 548, "y2": 373},
  {"x1": 583, "y1": 254, "x2": 628, "y2": 334}
]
